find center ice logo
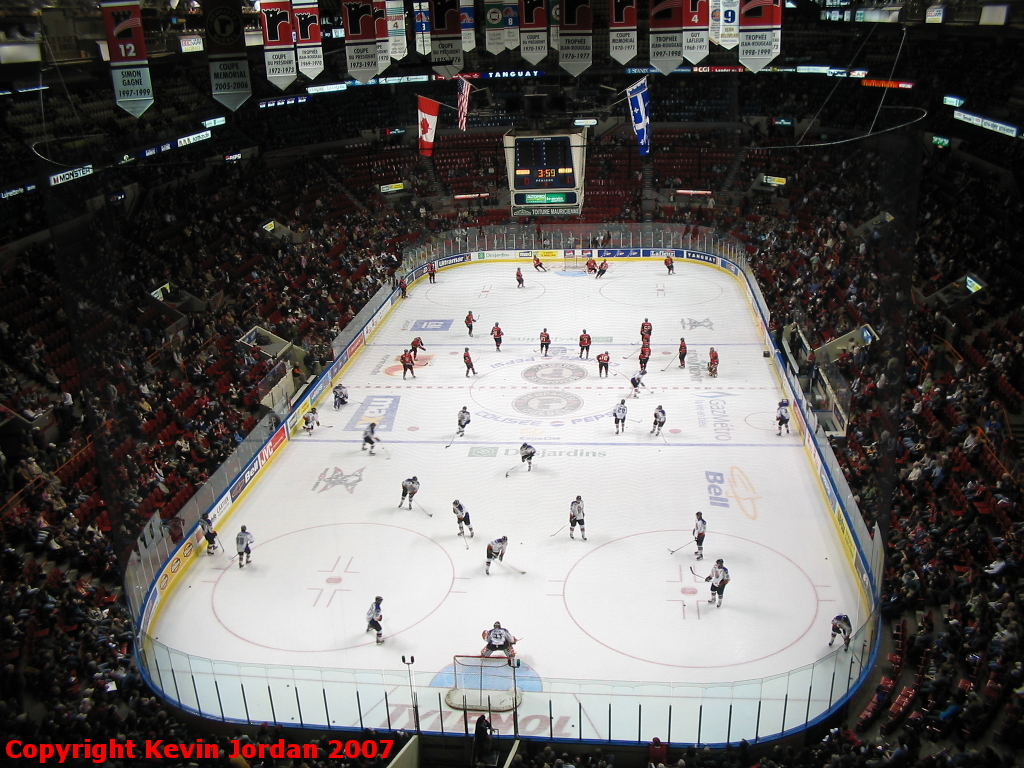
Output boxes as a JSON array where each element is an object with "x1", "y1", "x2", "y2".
[
  {"x1": 512, "y1": 391, "x2": 583, "y2": 418},
  {"x1": 521, "y1": 362, "x2": 588, "y2": 384}
]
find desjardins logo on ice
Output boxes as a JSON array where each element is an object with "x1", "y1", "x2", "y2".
[{"x1": 468, "y1": 446, "x2": 606, "y2": 458}]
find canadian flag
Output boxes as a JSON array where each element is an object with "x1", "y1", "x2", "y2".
[{"x1": 418, "y1": 96, "x2": 442, "y2": 156}]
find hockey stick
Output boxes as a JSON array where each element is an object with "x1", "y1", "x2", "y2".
[
  {"x1": 415, "y1": 499, "x2": 433, "y2": 518},
  {"x1": 662, "y1": 356, "x2": 680, "y2": 371},
  {"x1": 621, "y1": 347, "x2": 640, "y2": 359},
  {"x1": 689, "y1": 565, "x2": 710, "y2": 579},
  {"x1": 377, "y1": 442, "x2": 391, "y2": 460},
  {"x1": 445, "y1": 432, "x2": 459, "y2": 448},
  {"x1": 549, "y1": 524, "x2": 568, "y2": 537},
  {"x1": 505, "y1": 463, "x2": 520, "y2": 478},
  {"x1": 501, "y1": 560, "x2": 526, "y2": 575},
  {"x1": 669, "y1": 539, "x2": 694, "y2": 555}
]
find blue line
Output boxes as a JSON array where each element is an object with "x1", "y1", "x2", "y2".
[{"x1": 296, "y1": 438, "x2": 803, "y2": 448}]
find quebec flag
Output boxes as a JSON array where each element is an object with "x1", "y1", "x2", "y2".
[{"x1": 627, "y1": 77, "x2": 651, "y2": 156}]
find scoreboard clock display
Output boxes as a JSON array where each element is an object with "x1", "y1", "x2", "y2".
[{"x1": 512, "y1": 136, "x2": 576, "y2": 190}]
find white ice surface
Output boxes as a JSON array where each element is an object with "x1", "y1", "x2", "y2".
[{"x1": 147, "y1": 260, "x2": 865, "y2": 741}]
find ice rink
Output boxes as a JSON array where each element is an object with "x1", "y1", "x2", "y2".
[{"x1": 147, "y1": 258, "x2": 867, "y2": 742}]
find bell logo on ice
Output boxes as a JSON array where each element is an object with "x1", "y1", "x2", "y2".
[
  {"x1": 411, "y1": 319, "x2": 453, "y2": 332},
  {"x1": 705, "y1": 467, "x2": 760, "y2": 519},
  {"x1": 346, "y1": 396, "x2": 401, "y2": 431}
]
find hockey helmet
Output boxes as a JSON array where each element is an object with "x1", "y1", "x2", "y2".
[
  {"x1": 453, "y1": 500, "x2": 459, "y2": 505},
  {"x1": 779, "y1": 399, "x2": 789, "y2": 407},
  {"x1": 576, "y1": 495, "x2": 582, "y2": 500},
  {"x1": 695, "y1": 511, "x2": 703, "y2": 518},
  {"x1": 494, "y1": 621, "x2": 501, "y2": 628},
  {"x1": 582, "y1": 328, "x2": 587, "y2": 333},
  {"x1": 716, "y1": 558, "x2": 724, "y2": 565},
  {"x1": 369, "y1": 422, "x2": 377, "y2": 428},
  {"x1": 501, "y1": 535, "x2": 508, "y2": 542},
  {"x1": 241, "y1": 525, "x2": 247, "y2": 532},
  {"x1": 376, "y1": 596, "x2": 383, "y2": 602},
  {"x1": 202, "y1": 512, "x2": 209, "y2": 519},
  {"x1": 412, "y1": 476, "x2": 418, "y2": 482}
]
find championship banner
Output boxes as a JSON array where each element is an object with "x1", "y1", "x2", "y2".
[
  {"x1": 518, "y1": 0, "x2": 548, "y2": 65},
  {"x1": 608, "y1": 0, "x2": 637, "y2": 65},
  {"x1": 202, "y1": 0, "x2": 251, "y2": 112},
  {"x1": 293, "y1": 0, "x2": 324, "y2": 79},
  {"x1": 484, "y1": 0, "x2": 504, "y2": 54},
  {"x1": 550, "y1": 0, "x2": 559, "y2": 50},
  {"x1": 504, "y1": 0, "x2": 520, "y2": 50},
  {"x1": 709, "y1": 0, "x2": 721, "y2": 44},
  {"x1": 683, "y1": 0, "x2": 709, "y2": 64},
  {"x1": 417, "y1": 96, "x2": 441, "y2": 156},
  {"x1": 414, "y1": 1, "x2": 431, "y2": 56},
  {"x1": 260, "y1": 0, "x2": 297, "y2": 90},
  {"x1": 738, "y1": 0, "x2": 781, "y2": 72},
  {"x1": 101, "y1": 0, "x2": 154, "y2": 118},
  {"x1": 559, "y1": 0, "x2": 592, "y2": 75},
  {"x1": 342, "y1": 0, "x2": 379, "y2": 83},
  {"x1": 428, "y1": 0, "x2": 463, "y2": 78},
  {"x1": 649, "y1": 0, "x2": 684, "y2": 76},
  {"x1": 374, "y1": 0, "x2": 391, "y2": 75},
  {"x1": 388, "y1": 0, "x2": 409, "y2": 60},
  {"x1": 720, "y1": 0, "x2": 739, "y2": 49},
  {"x1": 461, "y1": 0, "x2": 476, "y2": 51}
]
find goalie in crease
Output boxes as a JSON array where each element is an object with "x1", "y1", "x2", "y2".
[{"x1": 481, "y1": 621, "x2": 518, "y2": 664}]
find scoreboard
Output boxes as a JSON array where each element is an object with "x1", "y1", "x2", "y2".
[{"x1": 503, "y1": 131, "x2": 586, "y2": 216}]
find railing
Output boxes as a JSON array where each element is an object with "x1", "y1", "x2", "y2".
[{"x1": 137, "y1": 609, "x2": 878, "y2": 744}]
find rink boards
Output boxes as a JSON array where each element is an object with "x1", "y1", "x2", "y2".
[{"x1": 137, "y1": 249, "x2": 880, "y2": 744}]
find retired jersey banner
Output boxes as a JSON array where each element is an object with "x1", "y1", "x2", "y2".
[
  {"x1": 484, "y1": 0, "x2": 504, "y2": 54},
  {"x1": 342, "y1": 0, "x2": 378, "y2": 82},
  {"x1": 559, "y1": 0, "x2": 592, "y2": 75},
  {"x1": 461, "y1": 0, "x2": 475, "y2": 51},
  {"x1": 738, "y1": 0, "x2": 781, "y2": 72},
  {"x1": 101, "y1": 0, "x2": 154, "y2": 118},
  {"x1": 293, "y1": 0, "x2": 324, "y2": 79},
  {"x1": 683, "y1": 0, "x2": 709, "y2": 64},
  {"x1": 550, "y1": 0, "x2": 560, "y2": 50},
  {"x1": 649, "y1": 0, "x2": 684, "y2": 76},
  {"x1": 504, "y1": 0, "x2": 520, "y2": 50},
  {"x1": 374, "y1": 0, "x2": 391, "y2": 75},
  {"x1": 260, "y1": 0, "x2": 297, "y2": 90},
  {"x1": 385, "y1": 0, "x2": 407, "y2": 60},
  {"x1": 720, "y1": 0, "x2": 739, "y2": 49},
  {"x1": 608, "y1": 0, "x2": 637, "y2": 65},
  {"x1": 709, "y1": 0, "x2": 721, "y2": 44},
  {"x1": 202, "y1": 0, "x2": 251, "y2": 111},
  {"x1": 414, "y1": 1, "x2": 431, "y2": 56},
  {"x1": 519, "y1": 0, "x2": 548, "y2": 64},
  {"x1": 429, "y1": 0, "x2": 463, "y2": 77}
]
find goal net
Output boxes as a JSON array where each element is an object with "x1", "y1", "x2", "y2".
[
  {"x1": 562, "y1": 252, "x2": 582, "y2": 271},
  {"x1": 445, "y1": 655, "x2": 523, "y2": 711}
]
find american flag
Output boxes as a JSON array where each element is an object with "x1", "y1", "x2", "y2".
[{"x1": 456, "y1": 76, "x2": 470, "y2": 132}]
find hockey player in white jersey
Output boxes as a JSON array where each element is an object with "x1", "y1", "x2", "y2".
[
  {"x1": 366, "y1": 596, "x2": 384, "y2": 644},
  {"x1": 776, "y1": 399, "x2": 790, "y2": 435},
  {"x1": 480, "y1": 621, "x2": 517, "y2": 662},
  {"x1": 651, "y1": 405, "x2": 666, "y2": 435},
  {"x1": 693, "y1": 511, "x2": 707, "y2": 560},
  {"x1": 569, "y1": 495, "x2": 586, "y2": 540},
  {"x1": 235, "y1": 525, "x2": 254, "y2": 569},
  {"x1": 199, "y1": 512, "x2": 217, "y2": 555},
  {"x1": 829, "y1": 614, "x2": 852, "y2": 650},
  {"x1": 485, "y1": 535, "x2": 507, "y2": 574},
  {"x1": 452, "y1": 500, "x2": 474, "y2": 537},
  {"x1": 629, "y1": 371, "x2": 645, "y2": 398},
  {"x1": 333, "y1": 384, "x2": 348, "y2": 409},
  {"x1": 519, "y1": 443, "x2": 536, "y2": 471},
  {"x1": 400, "y1": 477, "x2": 420, "y2": 509},
  {"x1": 362, "y1": 422, "x2": 379, "y2": 454},
  {"x1": 613, "y1": 400, "x2": 628, "y2": 434},
  {"x1": 303, "y1": 408, "x2": 319, "y2": 435},
  {"x1": 705, "y1": 558, "x2": 730, "y2": 607},
  {"x1": 457, "y1": 407, "x2": 471, "y2": 436}
]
